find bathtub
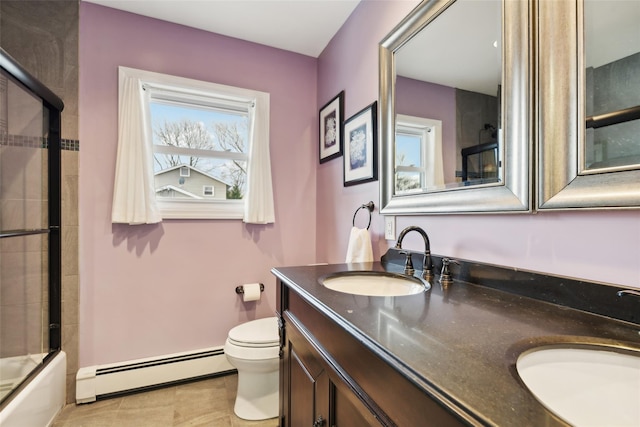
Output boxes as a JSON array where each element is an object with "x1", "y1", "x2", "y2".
[
  {"x1": 0, "y1": 354, "x2": 45, "y2": 402},
  {"x1": 0, "y1": 351, "x2": 66, "y2": 427}
]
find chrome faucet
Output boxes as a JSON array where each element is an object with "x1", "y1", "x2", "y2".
[{"x1": 395, "y1": 226, "x2": 433, "y2": 279}]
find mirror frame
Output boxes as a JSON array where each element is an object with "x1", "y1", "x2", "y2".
[
  {"x1": 379, "y1": 0, "x2": 532, "y2": 215},
  {"x1": 537, "y1": 0, "x2": 640, "y2": 210}
]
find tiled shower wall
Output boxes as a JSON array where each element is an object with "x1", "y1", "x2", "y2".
[
  {"x1": 585, "y1": 52, "x2": 640, "y2": 165},
  {"x1": 1, "y1": 0, "x2": 80, "y2": 403}
]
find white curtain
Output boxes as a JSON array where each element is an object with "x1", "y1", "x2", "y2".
[
  {"x1": 111, "y1": 72, "x2": 162, "y2": 225},
  {"x1": 426, "y1": 134, "x2": 445, "y2": 188},
  {"x1": 244, "y1": 97, "x2": 275, "y2": 224}
]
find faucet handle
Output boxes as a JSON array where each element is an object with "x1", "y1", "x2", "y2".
[
  {"x1": 439, "y1": 258, "x2": 459, "y2": 287},
  {"x1": 399, "y1": 251, "x2": 415, "y2": 275}
]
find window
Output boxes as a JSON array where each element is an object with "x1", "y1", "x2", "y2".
[
  {"x1": 146, "y1": 78, "x2": 250, "y2": 217},
  {"x1": 395, "y1": 115, "x2": 444, "y2": 193},
  {"x1": 395, "y1": 130, "x2": 425, "y2": 192},
  {"x1": 113, "y1": 67, "x2": 274, "y2": 223}
]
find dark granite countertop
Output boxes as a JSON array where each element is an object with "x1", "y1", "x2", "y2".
[{"x1": 272, "y1": 259, "x2": 640, "y2": 426}]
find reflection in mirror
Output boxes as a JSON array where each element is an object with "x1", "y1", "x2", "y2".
[
  {"x1": 394, "y1": 0, "x2": 502, "y2": 193},
  {"x1": 583, "y1": 0, "x2": 640, "y2": 173},
  {"x1": 379, "y1": 0, "x2": 531, "y2": 214},
  {"x1": 537, "y1": 0, "x2": 640, "y2": 209}
]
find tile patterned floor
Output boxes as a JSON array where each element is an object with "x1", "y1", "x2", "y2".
[{"x1": 52, "y1": 374, "x2": 278, "y2": 427}]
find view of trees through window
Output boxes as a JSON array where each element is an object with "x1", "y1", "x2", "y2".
[
  {"x1": 150, "y1": 101, "x2": 249, "y2": 200},
  {"x1": 395, "y1": 132, "x2": 423, "y2": 191}
]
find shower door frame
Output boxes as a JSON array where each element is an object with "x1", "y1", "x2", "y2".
[{"x1": 0, "y1": 47, "x2": 63, "y2": 403}]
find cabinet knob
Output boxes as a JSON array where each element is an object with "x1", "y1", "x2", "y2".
[{"x1": 313, "y1": 415, "x2": 325, "y2": 427}]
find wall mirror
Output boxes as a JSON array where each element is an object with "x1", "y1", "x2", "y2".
[
  {"x1": 379, "y1": 0, "x2": 532, "y2": 214},
  {"x1": 538, "y1": 0, "x2": 640, "y2": 209}
]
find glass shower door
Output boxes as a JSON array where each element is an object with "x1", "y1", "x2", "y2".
[{"x1": 0, "y1": 67, "x2": 51, "y2": 402}]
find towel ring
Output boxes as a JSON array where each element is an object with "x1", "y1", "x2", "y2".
[{"x1": 352, "y1": 201, "x2": 374, "y2": 230}]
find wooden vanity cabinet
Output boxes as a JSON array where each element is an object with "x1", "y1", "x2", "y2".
[{"x1": 277, "y1": 279, "x2": 467, "y2": 427}]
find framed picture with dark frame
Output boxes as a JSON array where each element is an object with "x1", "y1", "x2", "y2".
[
  {"x1": 319, "y1": 91, "x2": 344, "y2": 163},
  {"x1": 344, "y1": 101, "x2": 378, "y2": 186}
]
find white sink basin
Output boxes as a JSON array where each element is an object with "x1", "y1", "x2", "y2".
[
  {"x1": 320, "y1": 272, "x2": 428, "y2": 296},
  {"x1": 517, "y1": 346, "x2": 640, "y2": 427}
]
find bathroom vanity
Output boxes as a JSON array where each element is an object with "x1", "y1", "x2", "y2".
[{"x1": 272, "y1": 252, "x2": 639, "y2": 426}]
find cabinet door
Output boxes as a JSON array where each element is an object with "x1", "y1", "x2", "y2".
[
  {"x1": 332, "y1": 381, "x2": 380, "y2": 427},
  {"x1": 289, "y1": 349, "x2": 315, "y2": 425},
  {"x1": 289, "y1": 347, "x2": 330, "y2": 426},
  {"x1": 288, "y1": 342, "x2": 376, "y2": 427}
]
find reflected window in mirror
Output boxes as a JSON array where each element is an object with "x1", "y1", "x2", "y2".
[
  {"x1": 583, "y1": 0, "x2": 640, "y2": 173},
  {"x1": 395, "y1": 115, "x2": 443, "y2": 193}
]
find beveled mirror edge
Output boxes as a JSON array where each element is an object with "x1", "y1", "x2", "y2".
[
  {"x1": 379, "y1": 0, "x2": 533, "y2": 215},
  {"x1": 537, "y1": 0, "x2": 640, "y2": 210}
]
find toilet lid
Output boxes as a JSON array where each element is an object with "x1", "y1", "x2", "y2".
[{"x1": 228, "y1": 317, "x2": 279, "y2": 347}]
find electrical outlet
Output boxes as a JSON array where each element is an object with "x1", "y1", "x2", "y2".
[{"x1": 384, "y1": 216, "x2": 396, "y2": 240}]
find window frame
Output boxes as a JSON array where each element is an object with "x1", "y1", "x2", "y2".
[
  {"x1": 395, "y1": 114, "x2": 443, "y2": 193},
  {"x1": 119, "y1": 67, "x2": 269, "y2": 220},
  {"x1": 395, "y1": 127, "x2": 427, "y2": 190},
  {"x1": 203, "y1": 185, "x2": 214, "y2": 196}
]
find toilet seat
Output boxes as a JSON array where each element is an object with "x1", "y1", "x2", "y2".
[
  {"x1": 227, "y1": 317, "x2": 279, "y2": 348},
  {"x1": 225, "y1": 339, "x2": 279, "y2": 361}
]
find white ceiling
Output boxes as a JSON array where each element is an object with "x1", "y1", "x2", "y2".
[
  {"x1": 584, "y1": 0, "x2": 640, "y2": 68},
  {"x1": 396, "y1": 0, "x2": 501, "y2": 96},
  {"x1": 82, "y1": 0, "x2": 361, "y2": 58}
]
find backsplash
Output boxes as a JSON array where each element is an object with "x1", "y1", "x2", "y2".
[{"x1": 382, "y1": 248, "x2": 640, "y2": 325}]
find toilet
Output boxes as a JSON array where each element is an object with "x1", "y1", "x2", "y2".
[{"x1": 224, "y1": 317, "x2": 280, "y2": 420}]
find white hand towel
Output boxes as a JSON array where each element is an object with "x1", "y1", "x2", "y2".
[{"x1": 345, "y1": 227, "x2": 374, "y2": 263}]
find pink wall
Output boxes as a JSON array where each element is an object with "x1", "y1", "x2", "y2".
[
  {"x1": 316, "y1": 0, "x2": 419, "y2": 264},
  {"x1": 316, "y1": 1, "x2": 640, "y2": 288},
  {"x1": 79, "y1": 3, "x2": 318, "y2": 366}
]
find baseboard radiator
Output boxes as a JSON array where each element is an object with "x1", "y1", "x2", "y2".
[{"x1": 76, "y1": 346, "x2": 234, "y2": 403}]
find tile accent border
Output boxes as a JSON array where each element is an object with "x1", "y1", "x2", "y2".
[
  {"x1": 0, "y1": 133, "x2": 80, "y2": 151},
  {"x1": 61, "y1": 139, "x2": 80, "y2": 151}
]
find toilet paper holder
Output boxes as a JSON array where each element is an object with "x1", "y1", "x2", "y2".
[{"x1": 235, "y1": 283, "x2": 264, "y2": 294}]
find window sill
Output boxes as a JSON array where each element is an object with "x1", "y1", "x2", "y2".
[{"x1": 157, "y1": 199, "x2": 244, "y2": 220}]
